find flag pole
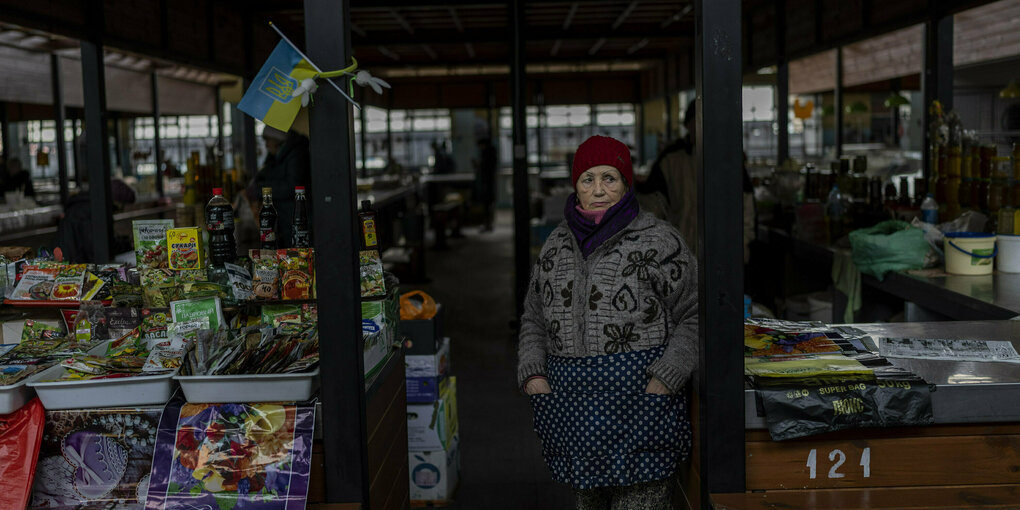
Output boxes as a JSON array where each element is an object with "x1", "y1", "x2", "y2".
[{"x1": 269, "y1": 22, "x2": 360, "y2": 109}]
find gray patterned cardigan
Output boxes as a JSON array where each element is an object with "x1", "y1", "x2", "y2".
[{"x1": 517, "y1": 211, "x2": 699, "y2": 393}]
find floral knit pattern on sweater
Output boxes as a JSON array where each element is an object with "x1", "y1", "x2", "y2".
[{"x1": 517, "y1": 211, "x2": 699, "y2": 393}]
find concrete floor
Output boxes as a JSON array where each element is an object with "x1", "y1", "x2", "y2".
[{"x1": 409, "y1": 211, "x2": 576, "y2": 509}]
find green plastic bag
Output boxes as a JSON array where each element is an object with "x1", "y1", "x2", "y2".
[{"x1": 849, "y1": 220, "x2": 929, "y2": 280}]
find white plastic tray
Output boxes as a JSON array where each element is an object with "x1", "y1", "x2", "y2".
[
  {"x1": 28, "y1": 365, "x2": 177, "y2": 410},
  {"x1": 27, "y1": 341, "x2": 177, "y2": 410},
  {"x1": 0, "y1": 364, "x2": 59, "y2": 414},
  {"x1": 174, "y1": 369, "x2": 319, "y2": 403}
]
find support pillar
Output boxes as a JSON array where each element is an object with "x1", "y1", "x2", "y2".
[
  {"x1": 51, "y1": 54, "x2": 70, "y2": 204},
  {"x1": 303, "y1": 0, "x2": 368, "y2": 503},
  {"x1": 923, "y1": 15, "x2": 953, "y2": 182},
  {"x1": 835, "y1": 47, "x2": 844, "y2": 157},
  {"x1": 81, "y1": 39, "x2": 113, "y2": 262},
  {"x1": 151, "y1": 71, "x2": 164, "y2": 197},
  {"x1": 510, "y1": 0, "x2": 530, "y2": 316},
  {"x1": 695, "y1": 0, "x2": 745, "y2": 499}
]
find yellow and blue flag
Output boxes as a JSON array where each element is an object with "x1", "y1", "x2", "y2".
[{"x1": 238, "y1": 40, "x2": 318, "y2": 132}]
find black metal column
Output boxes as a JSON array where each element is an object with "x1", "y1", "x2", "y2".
[
  {"x1": 241, "y1": 78, "x2": 258, "y2": 179},
  {"x1": 663, "y1": 59, "x2": 674, "y2": 142},
  {"x1": 510, "y1": 0, "x2": 530, "y2": 316},
  {"x1": 775, "y1": 0, "x2": 789, "y2": 166},
  {"x1": 215, "y1": 86, "x2": 226, "y2": 171},
  {"x1": 923, "y1": 15, "x2": 953, "y2": 181},
  {"x1": 835, "y1": 47, "x2": 844, "y2": 157},
  {"x1": 81, "y1": 39, "x2": 113, "y2": 262},
  {"x1": 72, "y1": 117, "x2": 81, "y2": 186},
  {"x1": 51, "y1": 54, "x2": 70, "y2": 205},
  {"x1": 359, "y1": 104, "x2": 368, "y2": 177},
  {"x1": 695, "y1": 0, "x2": 745, "y2": 499},
  {"x1": 385, "y1": 108, "x2": 393, "y2": 165},
  {"x1": 151, "y1": 71, "x2": 164, "y2": 197},
  {"x1": 303, "y1": 0, "x2": 368, "y2": 504},
  {"x1": 0, "y1": 102, "x2": 9, "y2": 159}
]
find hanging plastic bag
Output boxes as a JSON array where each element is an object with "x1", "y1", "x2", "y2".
[
  {"x1": 848, "y1": 220, "x2": 929, "y2": 280},
  {"x1": 0, "y1": 397, "x2": 45, "y2": 509},
  {"x1": 400, "y1": 290, "x2": 437, "y2": 320}
]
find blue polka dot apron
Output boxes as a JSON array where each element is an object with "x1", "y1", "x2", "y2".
[{"x1": 530, "y1": 346, "x2": 692, "y2": 489}]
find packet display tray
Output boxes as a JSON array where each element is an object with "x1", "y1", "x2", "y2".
[
  {"x1": 0, "y1": 364, "x2": 60, "y2": 414},
  {"x1": 27, "y1": 341, "x2": 177, "y2": 410},
  {"x1": 174, "y1": 369, "x2": 319, "y2": 403},
  {"x1": 28, "y1": 366, "x2": 177, "y2": 410}
]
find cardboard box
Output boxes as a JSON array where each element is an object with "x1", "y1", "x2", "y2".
[
  {"x1": 407, "y1": 376, "x2": 458, "y2": 451},
  {"x1": 405, "y1": 337, "x2": 451, "y2": 403},
  {"x1": 409, "y1": 434, "x2": 460, "y2": 503},
  {"x1": 401, "y1": 303, "x2": 443, "y2": 355},
  {"x1": 407, "y1": 372, "x2": 449, "y2": 404}
]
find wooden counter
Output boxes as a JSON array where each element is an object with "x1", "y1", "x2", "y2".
[
  {"x1": 308, "y1": 350, "x2": 409, "y2": 510},
  {"x1": 680, "y1": 320, "x2": 1020, "y2": 509}
]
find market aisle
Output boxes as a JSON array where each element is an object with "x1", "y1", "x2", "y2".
[{"x1": 410, "y1": 212, "x2": 575, "y2": 509}]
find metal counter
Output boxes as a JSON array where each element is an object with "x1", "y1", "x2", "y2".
[{"x1": 745, "y1": 320, "x2": 1020, "y2": 428}]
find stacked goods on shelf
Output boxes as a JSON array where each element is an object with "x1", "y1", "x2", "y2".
[
  {"x1": 745, "y1": 319, "x2": 934, "y2": 441},
  {"x1": 363, "y1": 272, "x2": 400, "y2": 380},
  {"x1": 401, "y1": 291, "x2": 459, "y2": 504}
]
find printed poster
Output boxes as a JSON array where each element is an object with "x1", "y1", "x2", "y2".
[
  {"x1": 30, "y1": 407, "x2": 163, "y2": 509},
  {"x1": 145, "y1": 400, "x2": 314, "y2": 510}
]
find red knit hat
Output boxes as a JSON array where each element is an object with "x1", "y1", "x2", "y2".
[{"x1": 571, "y1": 135, "x2": 633, "y2": 186}]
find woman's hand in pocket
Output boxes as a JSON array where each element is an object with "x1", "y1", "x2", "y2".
[
  {"x1": 525, "y1": 377, "x2": 552, "y2": 395},
  {"x1": 645, "y1": 376, "x2": 672, "y2": 395}
]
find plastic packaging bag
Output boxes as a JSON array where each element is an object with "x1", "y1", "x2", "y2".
[
  {"x1": 848, "y1": 220, "x2": 929, "y2": 280},
  {"x1": 0, "y1": 397, "x2": 45, "y2": 509},
  {"x1": 400, "y1": 290, "x2": 437, "y2": 320}
]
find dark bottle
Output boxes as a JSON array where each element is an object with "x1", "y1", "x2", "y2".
[
  {"x1": 898, "y1": 177, "x2": 912, "y2": 207},
  {"x1": 292, "y1": 186, "x2": 310, "y2": 248},
  {"x1": 205, "y1": 187, "x2": 236, "y2": 266},
  {"x1": 359, "y1": 200, "x2": 378, "y2": 250},
  {"x1": 259, "y1": 187, "x2": 279, "y2": 250}
]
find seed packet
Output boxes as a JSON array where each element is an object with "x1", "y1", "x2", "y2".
[
  {"x1": 170, "y1": 296, "x2": 225, "y2": 332},
  {"x1": 262, "y1": 304, "x2": 303, "y2": 327},
  {"x1": 106, "y1": 326, "x2": 146, "y2": 358},
  {"x1": 0, "y1": 364, "x2": 38, "y2": 386},
  {"x1": 224, "y1": 262, "x2": 253, "y2": 302},
  {"x1": 141, "y1": 346, "x2": 186, "y2": 373},
  {"x1": 139, "y1": 309, "x2": 172, "y2": 349},
  {"x1": 49, "y1": 264, "x2": 87, "y2": 301},
  {"x1": 141, "y1": 268, "x2": 175, "y2": 287},
  {"x1": 359, "y1": 250, "x2": 386, "y2": 297},
  {"x1": 167, "y1": 227, "x2": 204, "y2": 270},
  {"x1": 133, "y1": 219, "x2": 174, "y2": 269},
  {"x1": 109, "y1": 282, "x2": 144, "y2": 308},
  {"x1": 9, "y1": 267, "x2": 58, "y2": 300},
  {"x1": 175, "y1": 268, "x2": 209, "y2": 283},
  {"x1": 180, "y1": 282, "x2": 229, "y2": 301},
  {"x1": 250, "y1": 249, "x2": 280, "y2": 300},
  {"x1": 277, "y1": 249, "x2": 313, "y2": 300}
]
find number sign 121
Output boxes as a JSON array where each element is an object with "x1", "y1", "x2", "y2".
[{"x1": 806, "y1": 447, "x2": 871, "y2": 479}]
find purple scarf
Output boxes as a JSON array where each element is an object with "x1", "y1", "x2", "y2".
[{"x1": 564, "y1": 189, "x2": 639, "y2": 258}]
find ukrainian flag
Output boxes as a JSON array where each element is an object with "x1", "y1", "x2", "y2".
[{"x1": 238, "y1": 40, "x2": 318, "y2": 132}]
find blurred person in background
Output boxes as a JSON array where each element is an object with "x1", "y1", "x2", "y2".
[
  {"x1": 251, "y1": 126, "x2": 311, "y2": 246},
  {"x1": 473, "y1": 137, "x2": 498, "y2": 231},
  {"x1": 1, "y1": 157, "x2": 35, "y2": 198},
  {"x1": 54, "y1": 179, "x2": 136, "y2": 262}
]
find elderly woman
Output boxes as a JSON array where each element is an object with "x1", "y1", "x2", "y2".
[{"x1": 517, "y1": 135, "x2": 698, "y2": 509}]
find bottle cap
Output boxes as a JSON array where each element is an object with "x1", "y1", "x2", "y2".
[
  {"x1": 262, "y1": 187, "x2": 272, "y2": 194},
  {"x1": 361, "y1": 200, "x2": 372, "y2": 210},
  {"x1": 212, "y1": 187, "x2": 223, "y2": 195},
  {"x1": 295, "y1": 186, "x2": 305, "y2": 191}
]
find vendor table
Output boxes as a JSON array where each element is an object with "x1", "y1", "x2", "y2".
[
  {"x1": 756, "y1": 227, "x2": 1020, "y2": 321},
  {"x1": 697, "y1": 320, "x2": 1020, "y2": 508}
]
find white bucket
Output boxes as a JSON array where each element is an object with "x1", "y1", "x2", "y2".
[
  {"x1": 997, "y1": 234, "x2": 1020, "y2": 273},
  {"x1": 944, "y1": 233, "x2": 996, "y2": 275}
]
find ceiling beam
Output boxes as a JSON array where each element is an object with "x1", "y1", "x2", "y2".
[
  {"x1": 661, "y1": 4, "x2": 693, "y2": 29},
  {"x1": 588, "y1": 37, "x2": 607, "y2": 55},
  {"x1": 420, "y1": 43, "x2": 437, "y2": 59},
  {"x1": 611, "y1": 0, "x2": 639, "y2": 30},
  {"x1": 448, "y1": 7, "x2": 464, "y2": 32},
  {"x1": 550, "y1": 39, "x2": 562, "y2": 56},
  {"x1": 465, "y1": 42, "x2": 475, "y2": 57},
  {"x1": 351, "y1": 23, "x2": 694, "y2": 46},
  {"x1": 388, "y1": 8, "x2": 414, "y2": 34},
  {"x1": 350, "y1": 22, "x2": 367, "y2": 37},
  {"x1": 377, "y1": 45, "x2": 400, "y2": 61},
  {"x1": 563, "y1": 3, "x2": 578, "y2": 30}
]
